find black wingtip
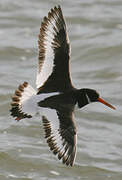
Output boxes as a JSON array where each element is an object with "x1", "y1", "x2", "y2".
[
  {"x1": 58, "y1": 5, "x2": 61, "y2": 9},
  {"x1": 53, "y1": 5, "x2": 62, "y2": 12}
]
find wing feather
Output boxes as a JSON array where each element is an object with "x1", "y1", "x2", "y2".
[
  {"x1": 42, "y1": 108, "x2": 77, "y2": 166},
  {"x1": 37, "y1": 6, "x2": 73, "y2": 93}
]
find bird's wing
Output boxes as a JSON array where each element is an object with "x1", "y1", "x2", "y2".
[
  {"x1": 42, "y1": 107, "x2": 77, "y2": 166},
  {"x1": 37, "y1": 6, "x2": 73, "y2": 93}
]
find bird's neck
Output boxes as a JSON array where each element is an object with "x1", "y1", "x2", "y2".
[{"x1": 76, "y1": 89, "x2": 91, "y2": 108}]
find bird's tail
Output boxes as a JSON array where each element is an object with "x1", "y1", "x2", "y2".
[{"x1": 10, "y1": 82, "x2": 37, "y2": 121}]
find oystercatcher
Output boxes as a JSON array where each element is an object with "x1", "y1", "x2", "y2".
[{"x1": 10, "y1": 6, "x2": 115, "y2": 166}]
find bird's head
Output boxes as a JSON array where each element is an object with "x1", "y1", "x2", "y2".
[{"x1": 77, "y1": 88, "x2": 115, "y2": 110}]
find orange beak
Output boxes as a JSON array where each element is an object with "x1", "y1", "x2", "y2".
[{"x1": 97, "y1": 97, "x2": 116, "y2": 110}]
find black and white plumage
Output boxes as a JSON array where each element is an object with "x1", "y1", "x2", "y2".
[
  {"x1": 42, "y1": 108, "x2": 77, "y2": 166},
  {"x1": 37, "y1": 6, "x2": 73, "y2": 93},
  {"x1": 10, "y1": 6, "x2": 115, "y2": 166}
]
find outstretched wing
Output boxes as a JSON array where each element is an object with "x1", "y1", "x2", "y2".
[
  {"x1": 37, "y1": 6, "x2": 73, "y2": 93},
  {"x1": 42, "y1": 108, "x2": 77, "y2": 166}
]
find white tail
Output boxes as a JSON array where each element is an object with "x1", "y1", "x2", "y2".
[{"x1": 10, "y1": 82, "x2": 37, "y2": 121}]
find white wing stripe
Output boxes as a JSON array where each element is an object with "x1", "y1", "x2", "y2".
[
  {"x1": 36, "y1": 16, "x2": 57, "y2": 88},
  {"x1": 41, "y1": 107, "x2": 77, "y2": 166},
  {"x1": 42, "y1": 108, "x2": 64, "y2": 150}
]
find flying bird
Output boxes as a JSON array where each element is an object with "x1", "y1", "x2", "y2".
[{"x1": 10, "y1": 5, "x2": 115, "y2": 166}]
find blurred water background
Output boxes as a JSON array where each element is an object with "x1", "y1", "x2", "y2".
[{"x1": 0, "y1": 0, "x2": 122, "y2": 179}]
